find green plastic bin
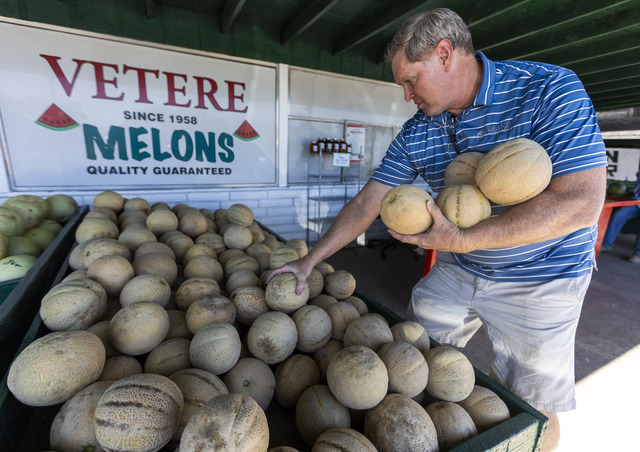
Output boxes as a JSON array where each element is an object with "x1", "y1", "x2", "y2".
[{"x1": 0, "y1": 205, "x2": 88, "y2": 375}]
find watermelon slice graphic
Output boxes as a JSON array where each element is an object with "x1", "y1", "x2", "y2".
[
  {"x1": 35, "y1": 103, "x2": 79, "y2": 131},
  {"x1": 233, "y1": 120, "x2": 260, "y2": 141}
]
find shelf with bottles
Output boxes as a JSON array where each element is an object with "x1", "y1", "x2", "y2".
[{"x1": 309, "y1": 137, "x2": 352, "y2": 155}]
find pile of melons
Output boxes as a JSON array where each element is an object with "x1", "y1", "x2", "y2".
[
  {"x1": 7, "y1": 192, "x2": 512, "y2": 452},
  {"x1": 0, "y1": 193, "x2": 78, "y2": 282}
]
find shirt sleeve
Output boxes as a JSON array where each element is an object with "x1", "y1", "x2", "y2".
[{"x1": 529, "y1": 68, "x2": 608, "y2": 177}]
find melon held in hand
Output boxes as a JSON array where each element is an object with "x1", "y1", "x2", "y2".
[
  {"x1": 380, "y1": 184, "x2": 433, "y2": 234},
  {"x1": 475, "y1": 138, "x2": 552, "y2": 206}
]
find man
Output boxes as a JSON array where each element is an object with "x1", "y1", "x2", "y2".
[
  {"x1": 600, "y1": 169, "x2": 640, "y2": 262},
  {"x1": 269, "y1": 8, "x2": 607, "y2": 451}
]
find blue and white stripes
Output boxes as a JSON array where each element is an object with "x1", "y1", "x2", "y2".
[{"x1": 371, "y1": 52, "x2": 608, "y2": 281}]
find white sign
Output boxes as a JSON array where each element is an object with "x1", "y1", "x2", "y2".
[
  {"x1": 606, "y1": 148, "x2": 640, "y2": 181},
  {"x1": 332, "y1": 153, "x2": 351, "y2": 168},
  {"x1": 346, "y1": 124, "x2": 365, "y2": 162},
  {"x1": 0, "y1": 20, "x2": 278, "y2": 190}
]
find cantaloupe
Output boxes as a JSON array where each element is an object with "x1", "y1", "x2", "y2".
[
  {"x1": 179, "y1": 209, "x2": 208, "y2": 238},
  {"x1": 87, "y1": 253, "x2": 135, "y2": 298},
  {"x1": 274, "y1": 354, "x2": 321, "y2": 408},
  {"x1": 224, "y1": 253, "x2": 259, "y2": 279},
  {"x1": 444, "y1": 151, "x2": 485, "y2": 186},
  {"x1": 225, "y1": 268, "x2": 263, "y2": 294},
  {"x1": 82, "y1": 237, "x2": 133, "y2": 267},
  {"x1": 93, "y1": 190, "x2": 125, "y2": 213},
  {"x1": 109, "y1": 300, "x2": 170, "y2": 356},
  {"x1": 269, "y1": 245, "x2": 300, "y2": 269},
  {"x1": 75, "y1": 217, "x2": 120, "y2": 244},
  {"x1": 363, "y1": 393, "x2": 439, "y2": 452},
  {"x1": 324, "y1": 270, "x2": 356, "y2": 300},
  {"x1": 326, "y1": 345, "x2": 388, "y2": 410},
  {"x1": 223, "y1": 224, "x2": 253, "y2": 250},
  {"x1": 179, "y1": 393, "x2": 269, "y2": 452},
  {"x1": 310, "y1": 339, "x2": 341, "y2": 375},
  {"x1": 183, "y1": 243, "x2": 217, "y2": 264},
  {"x1": 174, "y1": 277, "x2": 221, "y2": 311},
  {"x1": 425, "y1": 400, "x2": 479, "y2": 450},
  {"x1": 146, "y1": 208, "x2": 179, "y2": 236},
  {"x1": 295, "y1": 385, "x2": 351, "y2": 446},
  {"x1": 308, "y1": 293, "x2": 338, "y2": 310},
  {"x1": 144, "y1": 337, "x2": 192, "y2": 376},
  {"x1": 380, "y1": 184, "x2": 433, "y2": 234},
  {"x1": 292, "y1": 304, "x2": 333, "y2": 353},
  {"x1": 435, "y1": 184, "x2": 492, "y2": 229},
  {"x1": 168, "y1": 368, "x2": 229, "y2": 444},
  {"x1": 390, "y1": 320, "x2": 431, "y2": 354},
  {"x1": 87, "y1": 320, "x2": 119, "y2": 358},
  {"x1": 40, "y1": 278, "x2": 108, "y2": 331},
  {"x1": 99, "y1": 355, "x2": 143, "y2": 381},
  {"x1": 94, "y1": 373, "x2": 183, "y2": 452},
  {"x1": 475, "y1": 138, "x2": 553, "y2": 205},
  {"x1": 312, "y1": 427, "x2": 377, "y2": 452},
  {"x1": 342, "y1": 313, "x2": 393, "y2": 351},
  {"x1": 0, "y1": 205, "x2": 26, "y2": 237},
  {"x1": 325, "y1": 302, "x2": 360, "y2": 341},
  {"x1": 189, "y1": 322, "x2": 241, "y2": 375},
  {"x1": 458, "y1": 385, "x2": 511, "y2": 432},
  {"x1": 133, "y1": 251, "x2": 178, "y2": 287},
  {"x1": 265, "y1": 272, "x2": 309, "y2": 313},
  {"x1": 377, "y1": 340, "x2": 429, "y2": 398},
  {"x1": 123, "y1": 197, "x2": 151, "y2": 214},
  {"x1": 425, "y1": 346, "x2": 475, "y2": 402},
  {"x1": 7, "y1": 330, "x2": 106, "y2": 406},
  {"x1": 120, "y1": 273, "x2": 172, "y2": 307},
  {"x1": 49, "y1": 380, "x2": 112, "y2": 452},
  {"x1": 230, "y1": 286, "x2": 270, "y2": 326},
  {"x1": 306, "y1": 268, "x2": 325, "y2": 299},
  {"x1": 185, "y1": 295, "x2": 236, "y2": 333},
  {"x1": 222, "y1": 357, "x2": 276, "y2": 411},
  {"x1": 246, "y1": 311, "x2": 298, "y2": 365},
  {"x1": 183, "y1": 254, "x2": 224, "y2": 280},
  {"x1": 225, "y1": 203, "x2": 255, "y2": 227}
]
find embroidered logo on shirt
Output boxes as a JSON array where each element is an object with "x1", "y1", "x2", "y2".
[{"x1": 479, "y1": 121, "x2": 512, "y2": 136}]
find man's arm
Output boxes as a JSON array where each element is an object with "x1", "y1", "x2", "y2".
[
  {"x1": 392, "y1": 166, "x2": 607, "y2": 253},
  {"x1": 268, "y1": 180, "x2": 393, "y2": 293}
]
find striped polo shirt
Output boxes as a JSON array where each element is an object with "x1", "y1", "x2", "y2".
[{"x1": 371, "y1": 51, "x2": 608, "y2": 281}]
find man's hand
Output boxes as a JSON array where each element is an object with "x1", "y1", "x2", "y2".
[
  {"x1": 265, "y1": 256, "x2": 315, "y2": 295},
  {"x1": 388, "y1": 199, "x2": 468, "y2": 253}
]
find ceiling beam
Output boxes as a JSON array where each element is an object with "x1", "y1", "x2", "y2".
[
  {"x1": 220, "y1": 0, "x2": 247, "y2": 35},
  {"x1": 281, "y1": 0, "x2": 342, "y2": 45},
  {"x1": 476, "y1": 1, "x2": 640, "y2": 60},
  {"x1": 562, "y1": 46, "x2": 640, "y2": 76},
  {"x1": 332, "y1": 0, "x2": 455, "y2": 56},
  {"x1": 580, "y1": 62, "x2": 640, "y2": 86}
]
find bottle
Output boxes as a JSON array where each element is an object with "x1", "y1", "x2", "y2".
[
  {"x1": 310, "y1": 140, "x2": 319, "y2": 154},
  {"x1": 318, "y1": 138, "x2": 326, "y2": 155}
]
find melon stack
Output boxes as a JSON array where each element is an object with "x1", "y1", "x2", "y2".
[
  {"x1": 380, "y1": 138, "x2": 553, "y2": 233},
  {"x1": 0, "y1": 193, "x2": 78, "y2": 282},
  {"x1": 7, "y1": 192, "x2": 511, "y2": 452}
]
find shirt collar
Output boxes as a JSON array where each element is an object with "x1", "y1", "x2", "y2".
[{"x1": 471, "y1": 51, "x2": 495, "y2": 108}]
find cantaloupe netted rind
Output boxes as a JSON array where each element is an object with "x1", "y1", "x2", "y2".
[
  {"x1": 313, "y1": 427, "x2": 378, "y2": 452},
  {"x1": 326, "y1": 345, "x2": 388, "y2": 410},
  {"x1": 475, "y1": 138, "x2": 552, "y2": 206},
  {"x1": 425, "y1": 346, "x2": 475, "y2": 402},
  {"x1": 179, "y1": 393, "x2": 269, "y2": 452},
  {"x1": 426, "y1": 400, "x2": 479, "y2": 450},
  {"x1": 363, "y1": 393, "x2": 439, "y2": 452},
  {"x1": 379, "y1": 184, "x2": 433, "y2": 234},
  {"x1": 435, "y1": 184, "x2": 492, "y2": 229},
  {"x1": 458, "y1": 384, "x2": 512, "y2": 432},
  {"x1": 444, "y1": 151, "x2": 485, "y2": 186},
  {"x1": 94, "y1": 373, "x2": 184, "y2": 452},
  {"x1": 295, "y1": 384, "x2": 351, "y2": 446},
  {"x1": 7, "y1": 330, "x2": 106, "y2": 407}
]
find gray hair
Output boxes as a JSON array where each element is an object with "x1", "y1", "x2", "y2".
[{"x1": 384, "y1": 8, "x2": 474, "y2": 63}]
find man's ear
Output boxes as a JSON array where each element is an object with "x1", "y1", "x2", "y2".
[{"x1": 436, "y1": 39, "x2": 454, "y2": 69}]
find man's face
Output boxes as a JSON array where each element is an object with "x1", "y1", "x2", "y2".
[{"x1": 392, "y1": 49, "x2": 449, "y2": 117}]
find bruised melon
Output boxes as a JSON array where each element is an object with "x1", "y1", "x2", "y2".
[
  {"x1": 380, "y1": 184, "x2": 433, "y2": 234},
  {"x1": 475, "y1": 138, "x2": 552, "y2": 206}
]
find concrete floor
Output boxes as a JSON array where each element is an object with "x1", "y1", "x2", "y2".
[{"x1": 326, "y1": 232, "x2": 640, "y2": 452}]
